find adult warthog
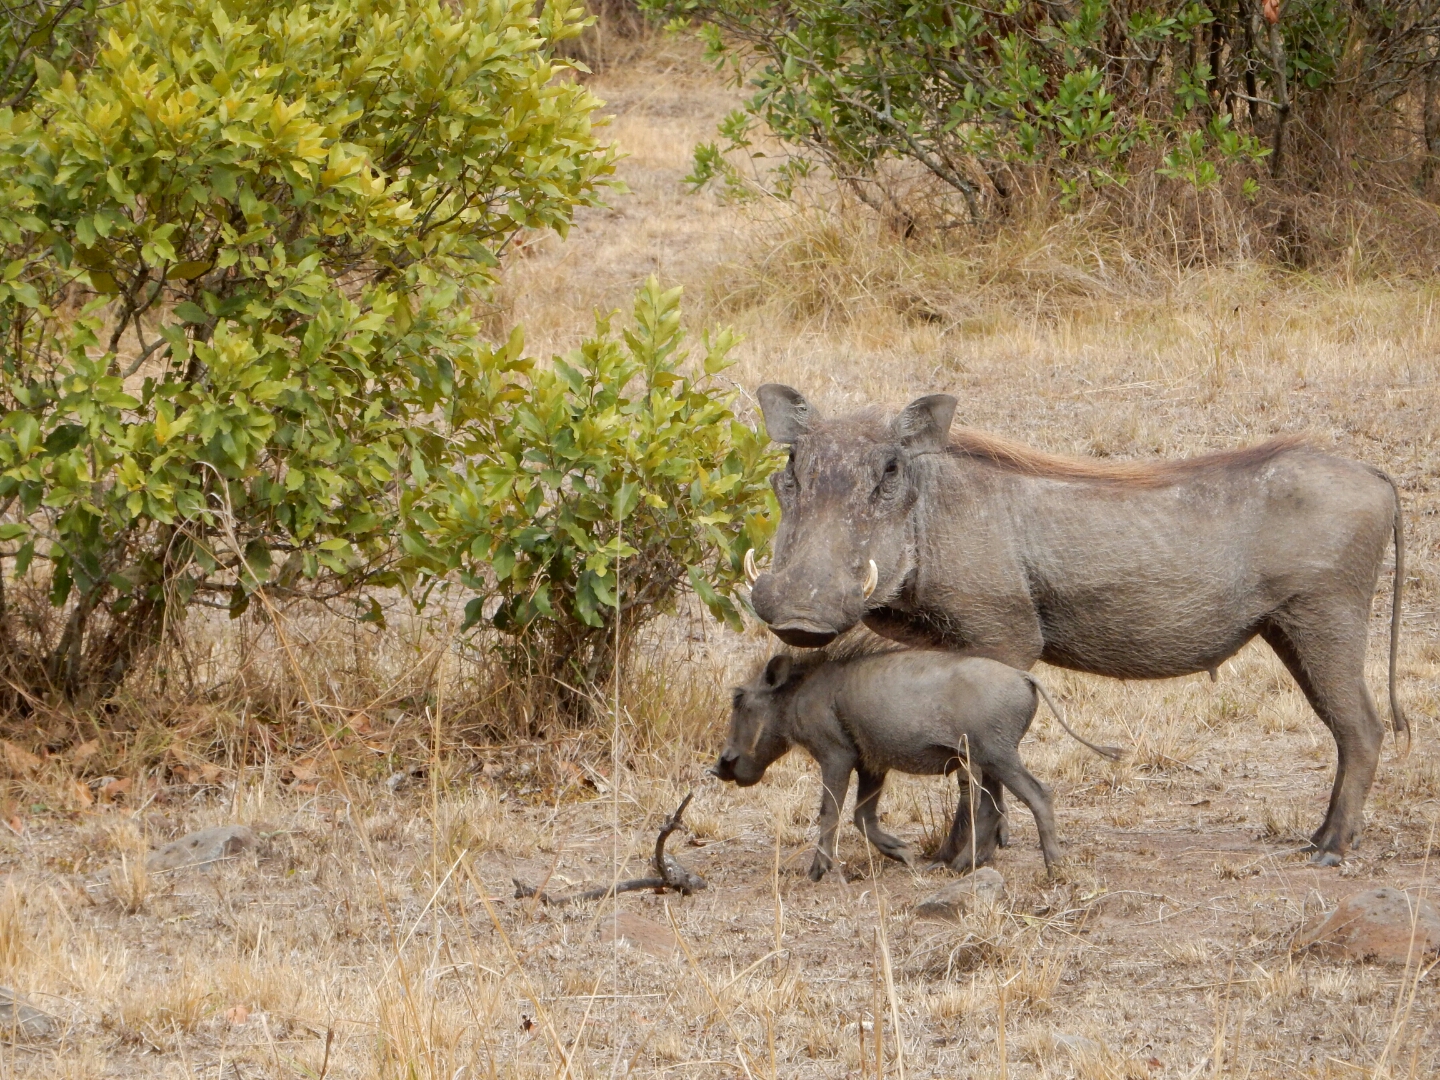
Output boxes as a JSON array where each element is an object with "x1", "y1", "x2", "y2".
[{"x1": 746, "y1": 385, "x2": 1406, "y2": 865}]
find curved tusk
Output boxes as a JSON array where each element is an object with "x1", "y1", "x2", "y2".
[
  {"x1": 744, "y1": 548, "x2": 759, "y2": 584},
  {"x1": 862, "y1": 559, "x2": 878, "y2": 599}
]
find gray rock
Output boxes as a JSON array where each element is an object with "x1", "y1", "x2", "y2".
[
  {"x1": 0, "y1": 986, "x2": 54, "y2": 1039},
  {"x1": 148, "y1": 825, "x2": 257, "y2": 872},
  {"x1": 914, "y1": 867, "x2": 1005, "y2": 919},
  {"x1": 1294, "y1": 887, "x2": 1440, "y2": 964},
  {"x1": 1053, "y1": 1032, "x2": 1102, "y2": 1056}
]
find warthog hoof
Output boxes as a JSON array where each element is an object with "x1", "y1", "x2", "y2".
[
  {"x1": 947, "y1": 852, "x2": 996, "y2": 874},
  {"x1": 1309, "y1": 849, "x2": 1344, "y2": 868},
  {"x1": 808, "y1": 852, "x2": 832, "y2": 881}
]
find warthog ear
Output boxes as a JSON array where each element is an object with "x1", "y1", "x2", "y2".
[
  {"x1": 762, "y1": 654, "x2": 793, "y2": 688},
  {"x1": 757, "y1": 384, "x2": 819, "y2": 444},
  {"x1": 894, "y1": 393, "x2": 958, "y2": 454}
]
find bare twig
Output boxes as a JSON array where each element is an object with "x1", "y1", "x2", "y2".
[{"x1": 513, "y1": 792, "x2": 706, "y2": 905}]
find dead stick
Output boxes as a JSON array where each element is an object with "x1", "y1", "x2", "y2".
[{"x1": 513, "y1": 792, "x2": 705, "y2": 906}]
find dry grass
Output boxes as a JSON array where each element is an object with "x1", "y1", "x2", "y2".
[{"x1": 0, "y1": 33, "x2": 1438, "y2": 1080}]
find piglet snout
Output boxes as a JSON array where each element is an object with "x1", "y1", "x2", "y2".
[{"x1": 712, "y1": 751, "x2": 739, "y2": 781}]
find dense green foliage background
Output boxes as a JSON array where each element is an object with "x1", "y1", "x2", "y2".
[{"x1": 654, "y1": 1, "x2": 1440, "y2": 221}]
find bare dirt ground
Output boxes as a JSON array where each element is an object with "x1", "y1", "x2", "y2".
[{"x1": 1, "y1": 35, "x2": 1439, "y2": 1080}]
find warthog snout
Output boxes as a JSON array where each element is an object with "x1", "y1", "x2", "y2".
[
  {"x1": 766, "y1": 619, "x2": 840, "y2": 649},
  {"x1": 712, "y1": 749, "x2": 767, "y2": 787},
  {"x1": 749, "y1": 573, "x2": 848, "y2": 648}
]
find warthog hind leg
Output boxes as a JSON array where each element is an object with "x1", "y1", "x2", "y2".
[
  {"x1": 1261, "y1": 616, "x2": 1384, "y2": 864},
  {"x1": 853, "y1": 768, "x2": 916, "y2": 866},
  {"x1": 985, "y1": 753, "x2": 1063, "y2": 871},
  {"x1": 943, "y1": 770, "x2": 1007, "y2": 873},
  {"x1": 934, "y1": 761, "x2": 1010, "y2": 865}
]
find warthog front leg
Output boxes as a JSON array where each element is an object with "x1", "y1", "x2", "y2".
[
  {"x1": 810, "y1": 756, "x2": 855, "y2": 881},
  {"x1": 853, "y1": 768, "x2": 916, "y2": 866}
]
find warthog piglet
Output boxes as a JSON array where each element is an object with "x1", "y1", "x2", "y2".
[{"x1": 713, "y1": 644, "x2": 1121, "y2": 881}]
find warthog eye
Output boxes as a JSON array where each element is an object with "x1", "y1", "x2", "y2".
[
  {"x1": 731, "y1": 688, "x2": 744, "y2": 709},
  {"x1": 776, "y1": 449, "x2": 798, "y2": 494},
  {"x1": 874, "y1": 456, "x2": 900, "y2": 498}
]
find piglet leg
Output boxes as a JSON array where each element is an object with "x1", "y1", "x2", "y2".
[
  {"x1": 946, "y1": 770, "x2": 1006, "y2": 873},
  {"x1": 853, "y1": 768, "x2": 916, "y2": 866},
  {"x1": 810, "y1": 757, "x2": 855, "y2": 881}
]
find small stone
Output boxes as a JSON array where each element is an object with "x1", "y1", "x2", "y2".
[
  {"x1": 1294, "y1": 887, "x2": 1440, "y2": 964},
  {"x1": 0, "y1": 986, "x2": 54, "y2": 1039},
  {"x1": 1053, "y1": 1032, "x2": 1102, "y2": 1056},
  {"x1": 914, "y1": 867, "x2": 1005, "y2": 919},
  {"x1": 148, "y1": 825, "x2": 257, "y2": 872}
]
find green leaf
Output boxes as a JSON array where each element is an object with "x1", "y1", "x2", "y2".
[
  {"x1": 169, "y1": 261, "x2": 212, "y2": 281},
  {"x1": 4, "y1": 414, "x2": 40, "y2": 456},
  {"x1": 492, "y1": 544, "x2": 516, "y2": 581},
  {"x1": 12, "y1": 542, "x2": 34, "y2": 578},
  {"x1": 461, "y1": 596, "x2": 487, "y2": 632},
  {"x1": 173, "y1": 302, "x2": 209, "y2": 324},
  {"x1": 228, "y1": 583, "x2": 250, "y2": 619},
  {"x1": 613, "y1": 481, "x2": 640, "y2": 521},
  {"x1": 358, "y1": 596, "x2": 386, "y2": 628},
  {"x1": 242, "y1": 539, "x2": 273, "y2": 586}
]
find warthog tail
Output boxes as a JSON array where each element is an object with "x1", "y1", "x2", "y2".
[
  {"x1": 1378, "y1": 469, "x2": 1409, "y2": 746},
  {"x1": 1025, "y1": 674, "x2": 1125, "y2": 761}
]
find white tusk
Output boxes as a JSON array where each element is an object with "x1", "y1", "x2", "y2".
[
  {"x1": 744, "y1": 548, "x2": 759, "y2": 584},
  {"x1": 862, "y1": 559, "x2": 878, "y2": 599}
]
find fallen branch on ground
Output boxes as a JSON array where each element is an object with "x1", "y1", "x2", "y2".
[{"x1": 513, "y1": 792, "x2": 707, "y2": 905}]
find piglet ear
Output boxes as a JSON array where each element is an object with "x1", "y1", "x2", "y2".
[
  {"x1": 894, "y1": 393, "x2": 957, "y2": 454},
  {"x1": 757, "y1": 384, "x2": 819, "y2": 444},
  {"x1": 763, "y1": 654, "x2": 793, "y2": 688}
]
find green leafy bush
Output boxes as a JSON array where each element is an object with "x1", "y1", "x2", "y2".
[
  {"x1": 653, "y1": 0, "x2": 1440, "y2": 219},
  {"x1": 0, "y1": 0, "x2": 615, "y2": 702},
  {"x1": 1, "y1": 0, "x2": 99, "y2": 107},
  {"x1": 410, "y1": 277, "x2": 780, "y2": 715}
]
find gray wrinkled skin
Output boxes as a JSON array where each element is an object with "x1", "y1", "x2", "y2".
[
  {"x1": 714, "y1": 643, "x2": 1072, "y2": 881},
  {"x1": 749, "y1": 385, "x2": 1406, "y2": 865}
]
